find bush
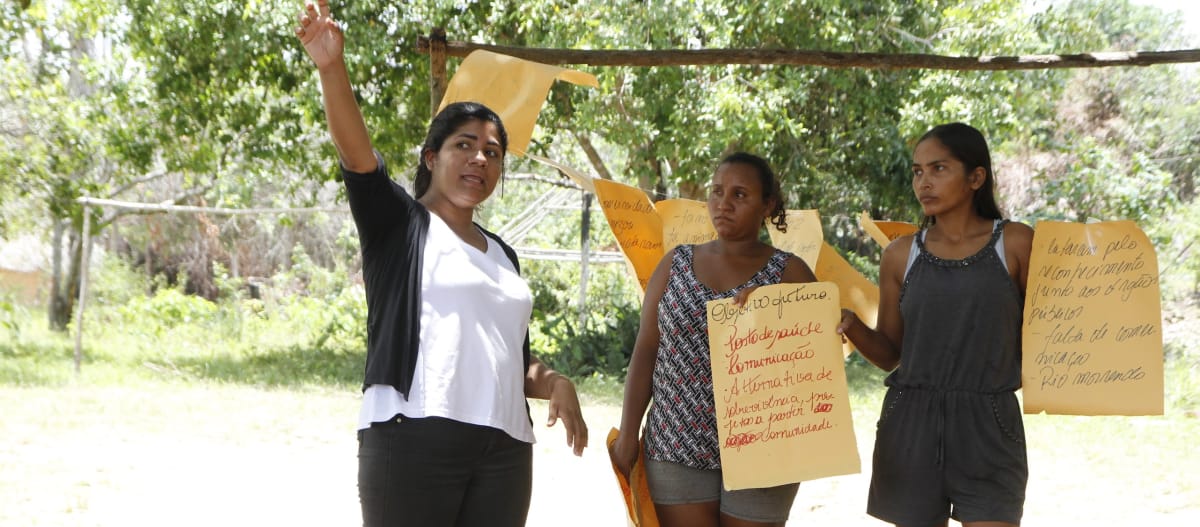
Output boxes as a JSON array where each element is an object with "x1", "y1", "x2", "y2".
[
  {"x1": 533, "y1": 301, "x2": 640, "y2": 378},
  {"x1": 0, "y1": 293, "x2": 26, "y2": 342}
]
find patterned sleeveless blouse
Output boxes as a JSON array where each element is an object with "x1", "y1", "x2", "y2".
[{"x1": 644, "y1": 244, "x2": 793, "y2": 469}]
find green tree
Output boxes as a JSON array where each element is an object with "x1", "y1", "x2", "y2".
[{"x1": 6, "y1": 0, "x2": 1198, "y2": 334}]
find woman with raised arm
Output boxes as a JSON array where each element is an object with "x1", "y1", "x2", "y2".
[
  {"x1": 611, "y1": 152, "x2": 817, "y2": 527},
  {"x1": 838, "y1": 123, "x2": 1033, "y2": 527},
  {"x1": 295, "y1": 2, "x2": 587, "y2": 526}
]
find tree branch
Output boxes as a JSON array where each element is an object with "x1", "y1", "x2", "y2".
[
  {"x1": 416, "y1": 38, "x2": 1200, "y2": 71},
  {"x1": 107, "y1": 169, "x2": 169, "y2": 197},
  {"x1": 572, "y1": 130, "x2": 613, "y2": 181},
  {"x1": 506, "y1": 172, "x2": 583, "y2": 190}
]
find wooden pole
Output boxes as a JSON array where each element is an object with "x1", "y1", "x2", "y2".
[
  {"x1": 415, "y1": 37, "x2": 1200, "y2": 71},
  {"x1": 578, "y1": 191, "x2": 592, "y2": 329},
  {"x1": 73, "y1": 206, "x2": 92, "y2": 375},
  {"x1": 76, "y1": 197, "x2": 346, "y2": 216},
  {"x1": 429, "y1": 27, "x2": 448, "y2": 117}
]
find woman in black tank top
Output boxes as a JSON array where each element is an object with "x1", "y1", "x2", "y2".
[{"x1": 838, "y1": 123, "x2": 1035, "y2": 527}]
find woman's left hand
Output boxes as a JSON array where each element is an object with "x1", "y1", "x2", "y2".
[
  {"x1": 546, "y1": 376, "x2": 588, "y2": 456},
  {"x1": 732, "y1": 285, "x2": 760, "y2": 307}
]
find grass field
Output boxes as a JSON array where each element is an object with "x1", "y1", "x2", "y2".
[
  {"x1": 2, "y1": 306, "x2": 1199, "y2": 526},
  {"x1": 2, "y1": 374, "x2": 1198, "y2": 526}
]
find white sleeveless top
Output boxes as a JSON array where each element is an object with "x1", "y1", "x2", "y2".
[
  {"x1": 905, "y1": 219, "x2": 1008, "y2": 277},
  {"x1": 357, "y1": 213, "x2": 536, "y2": 443}
]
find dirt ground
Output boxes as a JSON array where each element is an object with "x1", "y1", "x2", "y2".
[{"x1": 2, "y1": 386, "x2": 1198, "y2": 526}]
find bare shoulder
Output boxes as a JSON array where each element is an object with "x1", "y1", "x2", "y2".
[
  {"x1": 1003, "y1": 221, "x2": 1035, "y2": 253},
  {"x1": 641, "y1": 247, "x2": 680, "y2": 305},
  {"x1": 782, "y1": 253, "x2": 817, "y2": 283},
  {"x1": 652, "y1": 246, "x2": 679, "y2": 275},
  {"x1": 1004, "y1": 220, "x2": 1034, "y2": 238},
  {"x1": 881, "y1": 233, "x2": 916, "y2": 262},
  {"x1": 875, "y1": 233, "x2": 916, "y2": 285}
]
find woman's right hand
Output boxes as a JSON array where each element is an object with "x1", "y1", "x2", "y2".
[
  {"x1": 295, "y1": 0, "x2": 344, "y2": 70},
  {"x1": 836, "y1": 308, "x2": 859, "y2": 337},
  {"x1": 609, "y1": 431, "x2": 639, "y2": 481}
]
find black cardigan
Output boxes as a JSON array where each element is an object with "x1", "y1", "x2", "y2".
[{"x1": 343, "y1": 155, "x2": 530, "y2": 399}]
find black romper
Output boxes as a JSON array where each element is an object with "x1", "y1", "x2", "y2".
[{"x1": 867, "y1": 220, "x2": 1028, "y2": 526}]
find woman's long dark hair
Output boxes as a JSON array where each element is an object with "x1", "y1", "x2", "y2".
[
  {"x1": 718, "y1": 152, "x2": 789, "y2": 232},
  {"x1": 414, "y1": 102, "x2": 509, "y2": 199},
  {"x1": 916, "y1": 122, "x2": 1003, "y2": 228}
]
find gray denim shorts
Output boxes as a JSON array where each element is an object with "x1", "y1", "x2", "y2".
[{"x1": 643, "y1": 459, "x2": 799, "y2": 523}]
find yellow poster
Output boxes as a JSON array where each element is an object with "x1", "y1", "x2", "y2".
[
  {"x1": 592, "y1": 179, "x2": 664, "y2": 291},
  {"x1": 813, "y1": 242, "x2": 880, "y2": 331},
  {"x1": 858, "y1": 211, "x2": 919, "y2": 248},
  {"x1": 605, "y1": 429, "x2": 659, "y2": 527},
  {"x1": 656, "y1": 199, "x2": 716, "y2": 251},
  {"x1": 707, "y1": 283, "x2": 860, "y2": 490},
  {"x1": 767, "y1": 210, "x2": 823, "y2": 268},
  {"x1": 1022, "y1": 221, "x2": 1163, "y2": 415},
  {"x1": 438, "y1": 50, "x2": 598, "y2": 156}
]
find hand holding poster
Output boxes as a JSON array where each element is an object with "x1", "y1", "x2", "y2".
[
  {"x1": 1022, "y1": 220, "x2": 1164, "y2": 415},
  {"x1": 707, "y1": 283, "x2": 860, "y2": 490},
  {"x1": 768, "y1": 211, "x2": 878, "y2": 356}
]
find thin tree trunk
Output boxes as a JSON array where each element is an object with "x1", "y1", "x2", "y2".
[
  {"x1": 47, "y1": 220, "x2": 80, "y2": 331},
  {"x1": 48, "y1": 221, "x2": 66, "y2": 330},
  {"x1": 572, "y1": 131, "x2": 614, "y2": 181}
]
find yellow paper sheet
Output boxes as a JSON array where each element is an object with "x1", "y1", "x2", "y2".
[
  {"x1": 437, "y1": 50, "x2": 598, "y2": 156},
  {"x1": 605, "y1": 429, "x2": 660, "y2": 527},
  {"x1": 1021, "y1": 221, "x2": 1164, "y2": 415},
  {"x1": 857, "y1": 211, "x2": 919, "y2": 248},
  {"x1": 593, "y1": 179, "x2": 664, "y2": 292},
  {"x1": 812, "y1": 243, "x2": 879, "y2": 327},
  {"x1": 706, "y1": 282, "x2": 861, "y2": 489},
  {"x1": 655, "y1": 199, "x2": 716, "y2": 251},
  {"x1": 766, "y1": 210, "x2": 823, "y2": 268}
]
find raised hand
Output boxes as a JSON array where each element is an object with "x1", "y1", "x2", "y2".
[{"x1": 295, "y1": 0, "x2": 343, "y2": 70}]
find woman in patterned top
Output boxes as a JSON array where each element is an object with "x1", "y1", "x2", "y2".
[
  {"x1": 838, "y1": 123, "x2": 1033, "y2": 527},
  {"x1": 611, "y1": 152, "x2": 817, "y2": 527}
]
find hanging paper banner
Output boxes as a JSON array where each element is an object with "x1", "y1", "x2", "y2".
[
  {"x1": 858, "y1": 211, "x2": 918, "y2": 249},
  {"x1": 656, "y1": 199, "x2": 716, "y2": 251},
  {"x1": 1022, "y1": 220, "x2": 1163, "y2": 415},
  {"x1": 767, "y1": 210, "x2": 823, "y2": 270},
  {"x1": 438, "y1": 50, "x2": 598, "y2": 156},
  {"x1": 592, "y1": 179, "x2": 664, "y2": 292}
]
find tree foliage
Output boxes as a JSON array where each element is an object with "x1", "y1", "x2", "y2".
[{"x1": 3, "y1": 0, "x2": 1199, "y2": 339}]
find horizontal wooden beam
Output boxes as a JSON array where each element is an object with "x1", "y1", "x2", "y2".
[
  {"x1": 77, "y1": 197, "x2": 348, "y2": 216},
  {"x1": 416, "y1": 36, "x2": 1200, "y2": 71}
]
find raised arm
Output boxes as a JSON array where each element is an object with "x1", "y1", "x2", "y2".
[
  {"x1": 609, "y1": 249, "x2": 674, "y2": 479},
  {"x1": 295, "y1": 0, "x2": 376, "y2": 172},
  {"x1": 837, "y1": 236, "x2": 909, "y2": 371}
]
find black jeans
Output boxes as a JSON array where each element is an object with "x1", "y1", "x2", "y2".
[{"x1": 358, "y1": 415, "x2": 533, "y2": 527}]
